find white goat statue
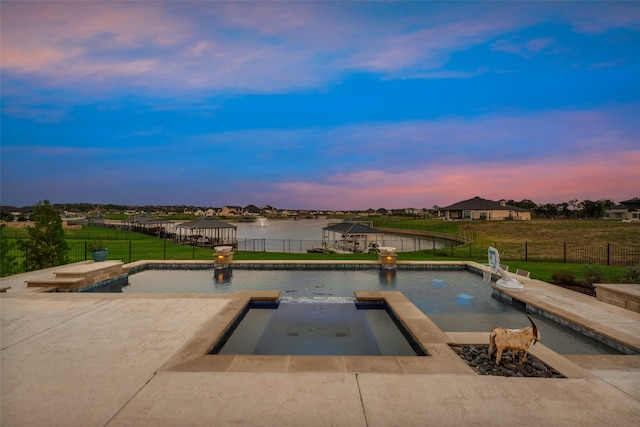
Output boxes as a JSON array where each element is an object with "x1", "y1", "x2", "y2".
[{"x1": 489, "y1": 316, "x2": 541, "y2": 365}]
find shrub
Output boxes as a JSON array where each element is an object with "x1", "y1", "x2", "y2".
[
  {"x1": 551, "y1": 271, "x2": 577, "y2": 286},
  {"x1": 618, "y1": 265, "x2": 640, "y2": 284},
  {"x1": 580, "y1": 265, "x2": 607, "y2": 287}
]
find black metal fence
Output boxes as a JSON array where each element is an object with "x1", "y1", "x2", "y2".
[
  {"x1": 0, "y1": 240, "x2": 217, "y2": 277},
  {"x1": 236, "y1": 236, "x2": 452, "y2": 254},
  {"x1": 453, "y1": 242, "x2": 640, "y2": 267},
  {"x1": 2, "y1": 237, "x2": 639, "y2": 277}
]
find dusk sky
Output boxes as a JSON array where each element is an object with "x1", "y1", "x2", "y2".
[{"x1": 1, "y1": 1, "x2": 639, "y2": 210}]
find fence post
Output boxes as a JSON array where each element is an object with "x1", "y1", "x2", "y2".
[
  {"x1": 563, "y1": 242, "x2": 566, "y2": 263},
  {"x1": 469, "y1": 243, "x2": 472, "y2": 258},
  {"x1": 607, "y1": 243, "x2": 610, "y2": 266},
  {"x1": 84, "y1": 241, "x2": 88, "y2": 261},
  {"x1": 163, "y1": 239, "x2": 167, "y2": 260},
  {"x1": 525, "y1": 242, "x2": 528, "y2": 261}
]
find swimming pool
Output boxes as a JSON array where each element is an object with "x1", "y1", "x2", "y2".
[
  {"x1": 90, "y1": 266, "x2": 621, "y2": 355},
  {"x1": 212, "y1": 301, "x2": 425, "y2": 356}
]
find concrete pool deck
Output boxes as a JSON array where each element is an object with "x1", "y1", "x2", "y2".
[{"x1": 1, "y1": 262, "x2": 640, "y2": 426}]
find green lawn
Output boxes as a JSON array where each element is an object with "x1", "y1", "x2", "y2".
[
  {"x1": 232, "y1": 250, "x2": 627, "y2": 284},
  {"x1": 2, "y1": 220, "x2": 638, "y2": 283}
]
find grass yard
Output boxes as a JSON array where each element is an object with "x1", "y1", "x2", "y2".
[
  {"x1": 234, "y1": 250, "x2": 629, "y2": 285},
  {"x1": 373, "y1": 217, "x2": 640, "y2": 246},
  {"x1": 463, "y1": 219, "x2": 640, "y2": 245}
]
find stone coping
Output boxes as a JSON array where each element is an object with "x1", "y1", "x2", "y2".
[
  {"x1": 595, "y1": 283, "x2": 640, "y2": 298},
  {"x1": 492, "y1": 278, "x2": 640, "y2": 354},
  {"x1": 124, "y1": 259, "x2": 480, "y2": 269},
  {"x1": 160, "y1": 290, "x2": 474, "y2": 375},
  {"x1": 53, "y1": 260, "x2": 124, "y2": 275},
  {"x1": 159, "y1": 289, "x2": 595, "y2": 378}
]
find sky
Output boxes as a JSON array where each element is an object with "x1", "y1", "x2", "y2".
[{"x1": 1, "y1": 1, "x2": 639, "y2": 210}]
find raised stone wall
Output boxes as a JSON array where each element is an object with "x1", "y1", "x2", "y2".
[
  {"x1": 595, "y1": 283, "x2": 640, "y2": 313},
  {"x1": 26, "y1": 261, "x2": 125, "y2": 291}
]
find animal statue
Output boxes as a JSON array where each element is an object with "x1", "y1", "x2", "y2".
[{"x1": 489, "y1": 316, "x2": 541, "y2": 365}]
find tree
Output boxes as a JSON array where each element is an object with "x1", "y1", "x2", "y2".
[
  {"x1": 568, "y1": 199, "x2": 579, "y2": 218},
  {"x1": 580, "y1": 199, "x2": 614, "y2": 219},
  {"x1": 24, "y1": 200, "x2": 69, "y2": 270},
  {"x1": 533, "y1": 203, "x2": 559, "y2": 218},
  {"x1": 515, "y1": 199, "x2": 537, "y2": 210},
  {"x1": 557, "y1": 202, "x2": 570, "y2": 217}
]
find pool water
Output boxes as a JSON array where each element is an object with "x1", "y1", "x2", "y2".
[
  {"x1": 212, "y1": 302, "x2": 424, "y2": 356},
  {"x1": 93, "y1": 268, "x2": 622, "y2": 355}
]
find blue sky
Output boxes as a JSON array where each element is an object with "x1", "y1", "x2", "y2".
[{"x1": 1, "y1": 1, "x2": 639, "y2": 209}]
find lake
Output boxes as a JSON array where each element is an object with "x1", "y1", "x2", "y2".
[{"x1": 230, "y1": 218, "x2": 447, "y2": 253}]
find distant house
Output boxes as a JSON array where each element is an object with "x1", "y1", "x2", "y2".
[
  {"x1": 220, "y1": 206, "x2": 243, "y2": 216},
  {"x1": 261, "y1": 205, "x2": 279, "y2": 216},
  {"x1": 243, "y1": 204, "x2": 262, "y2": 216},
  {"x1": 404, "y1": 207, "x2": 426, "y2": 216},
  {"x1": 439, "y1": 196, "x2": 531, "y2": 221},
  {"x1": 605, "y1": 198, "x2": 640, "y2": 221}
]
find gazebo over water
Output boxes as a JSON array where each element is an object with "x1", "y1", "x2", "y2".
[
  {"x1": 321, "y1": 221, "x2": 383, "y2": 253},
  {"x1": 176, "y1": 217, "x2": 237, "y2": 247}
]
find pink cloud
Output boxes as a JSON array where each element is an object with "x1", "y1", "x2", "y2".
[
  {"x1": 1, "y1": 1, "x2": 343, "y2": 94},
  {"x1": 0, "y1": 1, "x2": 581, "y2": 97},
  {"x1": 1, "y1": 2, "x2": 188, "y2": 74},
  {"x1": 274, "y1": 150, "x2": 640, "y2": 210}
]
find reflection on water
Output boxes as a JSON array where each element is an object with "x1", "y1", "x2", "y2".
[
  {"x1": 379, "y1": 269, "x2": 397, "y2": 286},
  {"x1": 213, "y1": 267, "x2": 233, "y2": 286}
]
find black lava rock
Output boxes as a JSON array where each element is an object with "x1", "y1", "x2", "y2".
[{"x1": 449, "y1": 344, "x2": 566, "y2": 379}]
